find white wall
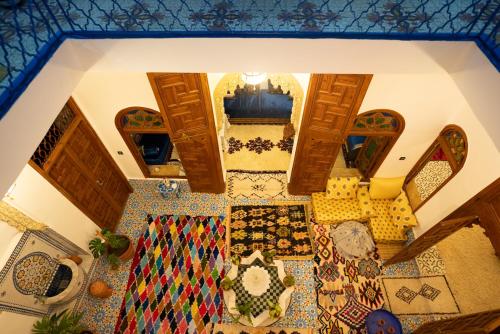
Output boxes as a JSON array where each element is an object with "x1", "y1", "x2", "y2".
[
  {"x1": 448, "y1": 46, "x2": 500, "y2": 151},
  {"x1": 72, "y1": 72, "x2": 159, "y2": 178},
  {"x1": 3, "y1": 165, "x2": 98, "y2": 250},
  {"x1": 414, "y1": 103, "x2": 500, "y2": 235},
  {"x1": 360, "y1": 73, "x2": 465, "y2": 177}
]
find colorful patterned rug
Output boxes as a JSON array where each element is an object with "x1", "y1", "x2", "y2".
[
  {"x1": 314, "y1": 224, "x2": 385, "y2": 333},
  {"x1": 114, "y1": 214, "x2": 226, "y2": 334},
  {"x1": 228, "y1": 204, "x2": 314, "y2": 260}
]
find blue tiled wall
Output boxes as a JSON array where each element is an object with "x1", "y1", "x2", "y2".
[{"x1": 0, "y1": 0, "x2": 498, "y2": 118}]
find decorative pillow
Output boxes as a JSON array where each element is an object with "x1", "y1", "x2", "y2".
[
  {"x1": 326, "y1": 177, "x2": 360, "y2": 199},
  {"x1": 369, "y1": 176, "x2": 406, "y2": 200},
  {"x1": 357, "y1": 186, "x2": 375, "y2": 217},
  {"x1": 390, "y1": 192, "x2": 418, "y2": 229}
]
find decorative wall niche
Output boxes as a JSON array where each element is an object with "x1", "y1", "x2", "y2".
[{"x1": 405, "y1": 124, "x2": 468, "y2": 211}]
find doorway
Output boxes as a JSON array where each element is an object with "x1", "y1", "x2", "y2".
[
  {"x1": 214, "y1": 73, "x2": 304, "y2": 172},
  {"x1": 342, "y1": 109, "x2": 405, "y2": 179},
  {"x1": 115, "y1": 107, "x2": 185, "y2": 178}
]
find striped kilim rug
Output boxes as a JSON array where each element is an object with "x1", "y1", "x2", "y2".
[{"x1": 114, "y1": 214, "x2": 226, "y2": 334}]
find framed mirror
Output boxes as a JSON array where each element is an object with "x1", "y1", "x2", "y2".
[{"x1": 405, "y1": 125, "x2": 467, "y2": 211}]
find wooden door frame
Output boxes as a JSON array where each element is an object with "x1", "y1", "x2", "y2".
[
  {"x1": 385, "y1": 215, "x2": 480, "y2": 265},
  {"x1": 115, "y1": 106, "x2": 186, "y2": 179},
  {"x1": 349, "y1": 109, "x2": 405, "y2": 179},
  {"x1": 404, "y1": 124, "x2": 468, "y2": 212},
  {"x1": 414, "y1": 309, "x2": 500, "y2": 334}
]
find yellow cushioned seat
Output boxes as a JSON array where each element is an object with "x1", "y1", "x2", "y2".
[
  {"x1": 368, "y1": 199, "x2": 408, "y2": 243},
  {"x1": 390, "y1": 192, "x2": 418, "y2": 229},
  {"x1": 312, "y1": 192, "x2": 364, "y2": 225},
  {"x1": 326, "y1": 177, "x2": 360, "y2": 199}
]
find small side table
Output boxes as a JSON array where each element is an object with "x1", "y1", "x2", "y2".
[
  {"x1": 158, "y1": 179, "x2": 180, "y2": 199},
  {"x1": 365, "y1": 309, "x2": 403, "y2": 334}
]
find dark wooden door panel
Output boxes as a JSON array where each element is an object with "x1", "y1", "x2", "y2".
[
  {"x1": 289, "y1": 74, "x2": 372, "y2": 195},
  {"x1": 32, "y1": 97, "x2": 132, "y2": 230},
  {"x1": 153, "y1": 73, "x2": 209, "y2": 136},
  {"x1": 148, "y1": 73, "x2": 224, "y2": 193}
]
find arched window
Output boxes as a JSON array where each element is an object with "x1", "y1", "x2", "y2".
[
  {"x1": 405, "y1": 124, "x2": 468, "y2": 211},
  {"x1": 115, "y1": 107, "x2": 183, "y2": 178},
  {"x1": 346, "y1": 109, "x2": 405, "y2": 178}
]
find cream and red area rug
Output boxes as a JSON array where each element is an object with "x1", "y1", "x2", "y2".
[
  {"x1": 382, "y1": 276, "x2": 459, "y2": 315},
  {"x1": 226, "y1": 172, "x2": 309, "y2": 201},
  {"x1": 224, "y1": 125, "x2": 292, "y2": 171},
  {"x1": 314, "y1": 224, "x2": 385, "y2": 333}
]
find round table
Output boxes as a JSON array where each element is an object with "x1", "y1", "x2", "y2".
[
  {"x1": 365, "y1": 309, "x2": 403, "y2": 334},
  {"x1": 223, "y1": 250, "x2": 294, "y2": 327},
  {"x1": 158, "y1": 179, "x2": 180, "y2": 198}
]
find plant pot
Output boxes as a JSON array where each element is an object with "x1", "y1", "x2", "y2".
[
  {"x1": 89, "y1": 280, "x2": 113, "y2": 298},
  {"x1": 66, "y1": 255, "x2": 83, "y2": 265},
  {"x1": 117, "y1": 236, "x2": 135, "y2": 261}
]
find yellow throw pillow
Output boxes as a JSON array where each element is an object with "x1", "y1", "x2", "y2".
[
  {"x1": 357, "y1": 186, "x2": 375, "y2": 217},
  {"x1": 326, "y1": 177, "x2": 360, "y2": 199},
  {"x1": 390, "y1": 192, "x2": 418, "y2": 229},
  {"x1": 369, "y1": 176, "x2": 405, "y2": 200}
]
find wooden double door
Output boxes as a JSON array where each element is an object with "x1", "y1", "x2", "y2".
[
  {"x1": 31, "y1": 98, "x2": 132, "y2": 230},
  {"x1": 147, "y1": 73, "x2": 373, "y2": 195}
]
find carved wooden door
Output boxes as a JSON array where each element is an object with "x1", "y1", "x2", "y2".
[
  {"x1": 288, "y1": 74, "x2": 372, "y2": 195},
  {"x1": 31, "y1": 98, "x2": 132, "y2": 230},
  {"x1": 413, "y1": 309, "x2": 500, "y2": 334},
  {"x1": 355, "y1": 136, "x2": 390, "y2": 178},
  {"x1": 385, "y1": 216, "x2": 479, "y2": 265},
  {"x1": 148, "y1": 73, "x2": 224, "y2": 193}
]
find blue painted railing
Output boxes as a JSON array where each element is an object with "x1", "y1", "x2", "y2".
[{"x1": 0, "y1": 0, "x2": 499, "y2": 119}]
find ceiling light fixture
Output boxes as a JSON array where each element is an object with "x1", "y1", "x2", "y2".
[{"x1": 242, "y1": 72, "x2": 267, "y2": 85}]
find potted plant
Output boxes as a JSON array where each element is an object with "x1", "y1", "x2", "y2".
[
  {"x1": 221, "y1": 277, "x2": 234, "y2": 291},
  {"x1": 283, "y1": 274, "x2": 295, "y2": 287},
  {"x1": 32, "y1": 310, "x2": 91, "y2": 334},
  {"x1": 267, "y1": 300, "x2": 282, "y2": 318},
  {"x1": 231, "y1": 254, "x2": 241, "y2": 266},
  {"x1": 231, "y1": 301, "x2": 253, "y2": 325},
  {"x1": 262, "y1": 250, "x2": 276, "y2": 264},
  {"x1": 89, "y1": 228, "x2": 134, "y2": 269}
]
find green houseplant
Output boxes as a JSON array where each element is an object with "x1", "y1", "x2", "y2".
[
  {"x1": 32, "y1": 310, "x2": 88, "y2": 334},
  {"x1": 283, "y1": 274, "x2": 295, "y2": 287},
  {"x1": 89, "y1": 228, "x2": 134, "y2": 269},
  {"x1": 231, "y1": 301, "x2": 253, "y2": 325}
]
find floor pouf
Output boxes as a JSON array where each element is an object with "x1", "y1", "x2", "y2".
[{"x1": 366, "y1": 309, "x2": 403, "y2": 334}]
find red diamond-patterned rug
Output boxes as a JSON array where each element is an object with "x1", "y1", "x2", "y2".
[
  {"x1": 314, "y1": 224, "x2": 384, "y2": 333},
  {"x1": 114, "y1": 214, "x2": 225, "y2": 334}
]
